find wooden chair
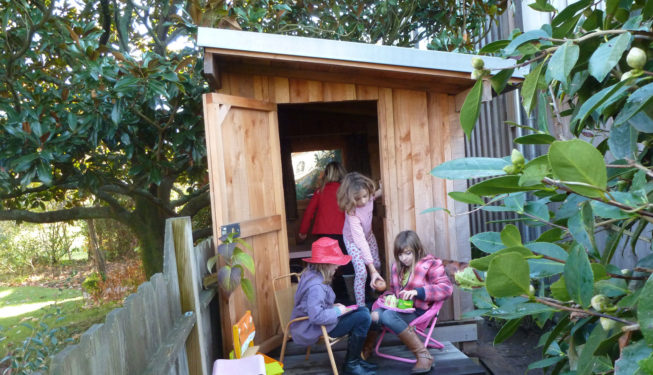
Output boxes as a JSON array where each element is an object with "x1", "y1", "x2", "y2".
[{"x1": 273, "y1": 273, "x2": 347, "y2": 375}]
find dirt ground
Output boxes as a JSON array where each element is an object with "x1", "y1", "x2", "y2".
[{"x1": 464, "y1": 319, "x2": 545, "y2": 375}]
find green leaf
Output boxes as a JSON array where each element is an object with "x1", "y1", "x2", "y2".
[
  {"x1": 460, "y1": 79, "x2": 483, "y2": 137},
  {"x1": 548, "y1": 41, "x2": 579, "y2": 85},
  {"x1": 420, "y1": 207, "x2": 451, "y2": 215},
  {"x1": 480, "y1": 40, "x2": 510, "y2": 54},
  {"x1": 551, "y1": 276, "x2": 571, "y2": 301},
  {"x1": 217, "y1": 265, "x2": 233, "y2": 294},
  {"x1": 549, "y1": 140, "x2": 607, "y2": 198},
  {"x1": 514, "y1": 133, "x2": 556, "y2": 145},
  {"x1": 490, "y1": 68, "x2": 515, "y2": 94},
  {"x1": 638, "y1": 274, "x2": 653, "y2": 346},
  {"x1": 588, "y1": 32, "x2": 632, "y2": 82},
  {"x1": 551, "y1": 0, "x2": 591, "y2": 27},
  {"x1": 577, "y1": 324, "x2": 609, "y2": 375},
  {"x1": 529, "y1": 0, "x2": 556, "y2": 12},
  {"x1": 572, "y1": 81, "x2": 626, "y2": 129},
  {"x1": 564, "y1": 244, "x2": 594, "y2": 308},
  {"x1": 468, "y1": 176, "x2": 543, "y2": 196},
  {"x1": 470, "y1": 232, "x2": 503, "y2": 253},
  {"x1": 233, "y1": 248, "x2": 255, "y2": 275},
  {"x1": 431, "y1": 157, "x2": 510, "y2": 179},
  {"x1": 486, "y1": 252, "x2": 531, "y2": 297},
  {"x1": 448, "y1": 191, "x2": 484, "y2": 205},
  {"x1": 521, "y1": 61, "x2": 547, "y2": 115},
  {"x1": 527, "y1": 356, "x2": 565, "y2": 371},
  {"x1": 111, "y1": 103, "x2": 121, "y2": 126},
  {"x1": 207, "y1": 255, "x2": 217, "y2": 273},
  {"x1": 568, "y1": 202, "x2": 596, "y2": 253},
  {"x1": 241, "y1": 278, "x2": 256, "y2": 303},
  {"x1": 494, "y1": 318, "x2": 523, "y2": 345},
  {"x1": 615, "y1": 341, "x2": 653, "y2": 375},
  {"x1": 615, "y1": 83, "x2": 653, "y2": 126},
  {"x1": 519, "y1": 155, "x2": 551, "y2": 187},
  {"x1": 471, "y1": 246, "x2": 533, "y2": 271},
  {"x1": 528, "y1": 258, "x2": 564, "y2": 278},
  {"x1": 525, "y1": 242, "x2": 568, "y2": 261},
  {"x1": 595, "y1": 278, "x2": 629, "y2": 297},
  {"x1": 524, "y1": 201, "x2": 550, "y2": 224},
  {"x1": 590, "y1": 200, "x2": 630, "y2": 219},
  {"x1": 501, "y1": 224, "x2": 522, "y2": 247},
  {"x1": 504, "y1": 29, "x2": 550, "y2": 56},
  {"x1": 36, "y1": 160, "x2": 52, "y2": 185},
  {"x1": 536, "y1": 228, "x2": 564, "y2": 242}
]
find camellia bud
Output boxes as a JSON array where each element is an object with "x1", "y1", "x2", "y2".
[
  {"x1": 503, "y1": 165, "x2": 517, "y2": 174},
  {"x1": 511, "y1": 149, "x2": 525, "y2": 166},
  {"x1": 600, "y1": 317, "x2": 616, "y2": 331},
  {"x1": 471, "y1": 69, "x2": 483, "y2": 80},
  {"x1": 529, "y1": 284, "x2": 536, "y2": 295},
  {"x1": 472, "y1": 57, "x2": 485, "y2": 69},
  {"x1": 626, "y1": 47, "x2": 647, "y2": 70},
  {"x1": 591, "y1": 294, "x2": 609, "y2": 312}
]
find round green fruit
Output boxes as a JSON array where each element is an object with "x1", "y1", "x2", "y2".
[
  {"x1": 511, "y1": 149, "x2": 525, "y2": 166},
  {"x1": 471, "y1": 69, "x2": 483, "y2": 80},
  {"x1": 626, "y1": 47, "x2": 647, "y2": 70},
  {"x1": 591, "y1": 294, "x2": 609, "y2": 311},
  {"x1": 600, "y1": 317, "x2": 616, "y2": 331},
  {"x1": 472, "y1": 57, "x2": 485, "y2": 69}
]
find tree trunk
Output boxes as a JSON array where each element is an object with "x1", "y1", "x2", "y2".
[
  {"x1": 130, "y1": 196, "x2": 167, "y2": 278},
  {"x1": 87, "y1": 219, "x2": 107, "y2": 277}
]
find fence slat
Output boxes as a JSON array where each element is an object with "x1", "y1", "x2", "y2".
[{"x1": 143, "y1": 311, "x2": 197, "y2": 375}]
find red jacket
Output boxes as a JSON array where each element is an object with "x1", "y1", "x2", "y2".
[{"x1": 299, "y1": 182, "x2": 345, "y2": 235}]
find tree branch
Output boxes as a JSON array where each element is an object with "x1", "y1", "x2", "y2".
[
  {"x1": 0, "y1": 207, "x2": 114, "y2": 223},
  {"x1": 178, "y1": 190, "x2": 211, "y2": 217},
  {"x1": 530, "y1": 296, "x2": 637, "y2": 325}
]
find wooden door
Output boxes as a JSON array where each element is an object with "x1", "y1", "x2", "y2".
[{"x1": 202, "y1": 93, "x2": 290, "y2": 354}]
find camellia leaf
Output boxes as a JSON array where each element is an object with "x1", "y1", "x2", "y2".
[
  {"x1": 528, "y1": 258, "x2": 564, "y2": 278},
  {"x1": 501, "y1": 224, "x2": 522, "y2": 247},
  {"x1": 486, "y1": 252, "x2": 531, "y2": 298},
  {"x1": 468, "y1": 176, "x2": 543, "y2": 196},
  {"x1": 519, "y1": 155, "x2": 551, "y2": 187},
  {"x1": 470, "y1": 246, "x2": 533, "y2": 271},
  {"x1": 503, "y1": 29, "x2": 550, "y2": 56},
  {"x1": 460, "y1": 79, "x2": 483, "y2": 137},
  {"x1": 521, "y1": 61, "x2": 547, "y2": 115},
  {"x1": 588, "y1": 32, "x2": 632, "y2": 82},
  {"x1": 494, "y1": 318, "x2": 523, "y2": 345},
  {"x1": 614, "y1": 341, "x2": 653, "y2": 375},
  {"x1": 568, "y1": 201, "x2": 596, "y2": 253},
  {"x1": 514, "y1": 134, "x2": 556, "y2": 145},
  {"x1": 548, "y1": 140, "x2": 607, "y2": 198},
  {"x1": 470, "y1": 232, "x2": 503, "y2": 253},
  {"x1": 638, "y1": 274, "x2": 653, "y2": 346},
  {"x1": 564, "y1": 244, "x2": 594, "y2": 308},
  {"x1": 614, "y1": 83, "x2": 653, "y2": 126},
  {"x1": 548, "y1": 41, "x2": 579, "y2": 85},
  {"x1": 551, "y1": 276, "x2": 571, "y2": 301},
  {"x1": 448, "y1": 191, "x2": 484, "y2": 205},
  {"x1": 431, "y1": 157, "x2": 510, "y2": 179},
  {"x1": 608, "y1": 124, "x2": 638, "y2": 160},
  {"x1": 572, "y1": 81, "x2": 626, "y2": 130},
  {"x1": 577, "y1": 324, "x2": 609, "y2": 375},
  {"x1": 490, "y1": 68, "x2": 515, "y2": 94},
  {"x1": 525, "y1": 242, "x2": 568, "y2": 261}
]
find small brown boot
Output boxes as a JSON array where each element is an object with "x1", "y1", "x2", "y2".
[
  {"x1": 361, "y1": 330, "x2": 379, "y2": 360},
  {"x1": 398, "y1": 326, "x2": 433, "y2": 374}
]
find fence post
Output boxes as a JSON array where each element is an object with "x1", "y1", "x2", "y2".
[{"x1": 170, "y1": 217, "x2": 210, "y2": 375}]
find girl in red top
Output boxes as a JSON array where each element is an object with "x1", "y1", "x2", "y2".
[{"x1": 298, "y1": 161, "x2": 353, "y2": 303}]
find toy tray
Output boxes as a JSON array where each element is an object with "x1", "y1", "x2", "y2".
[{"x1": 376, "y1": 299, "x2": 415, "y2": 313}]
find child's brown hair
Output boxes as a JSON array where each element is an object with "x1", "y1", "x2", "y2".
[
  {"x1": 305, "y1": 263, "x2": 336, "y2": 284},
  {"x1": 393, "y1": 230, "x2": 426, "y2": 276},
  {"x1": 337, "y1": 172, "x2": 376, "y2": 214},
  {"x1": 321, "y1": 161, "x2": 346, "y2": 191}
]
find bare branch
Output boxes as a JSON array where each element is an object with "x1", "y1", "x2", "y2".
[{"x1": 0, "y1": 206, "x2": 113, "y2": 223}]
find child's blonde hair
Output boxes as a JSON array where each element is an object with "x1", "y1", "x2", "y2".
[
  {"x1": 305, "y1": 263, "x2": 336, "y2": 284},
  {"x1": 321, "y1": 162, "x2": 346, "y2": 191},
  {"x1": 337, "y1": 172, "x2": 375, "y2": 214},
  {"x1": 393, "y1": 230, "x2": 426, "y2": 276}
]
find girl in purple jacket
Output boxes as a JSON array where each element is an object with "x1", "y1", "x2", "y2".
[
  {"x1": 365, "y1": 231, "x2": 453, "y2": 374},
  {"x1": 290, "y1": 237, "x2": 376, "y2": 375}
]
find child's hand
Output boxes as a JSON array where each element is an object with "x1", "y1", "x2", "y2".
[
  {"x1": 334, "y1": 303, "x2": 349, "y2": 315},
  {"x1": 369, "y1": 272, "x2": 385, "y2": 290},
  {"x1": 398, "y1": 289, "x2": 418, "y2": 300},
  {"x1": 298, "y1": 233, "x2": 307, "y2": 241}
]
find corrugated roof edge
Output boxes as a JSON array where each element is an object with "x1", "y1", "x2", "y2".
[{"x1": 197, "y1": 28, "x2": 526, "y2": 79}]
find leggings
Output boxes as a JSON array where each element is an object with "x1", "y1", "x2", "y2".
[{"x1": 344, "y1": 235, "x2": 381, "y2": 306}]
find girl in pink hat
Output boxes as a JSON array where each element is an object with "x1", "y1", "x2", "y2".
[{"x1": 290, "y1": 237, "x2": 376, "y2": 375}]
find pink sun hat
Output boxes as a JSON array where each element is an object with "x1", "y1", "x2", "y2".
[{"x1": 302, "y1": 237, "x2": 351, "y2": 266}]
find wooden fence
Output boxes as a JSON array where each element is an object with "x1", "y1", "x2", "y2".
[{"x1": 47, "y1": 217, "x2": 217, "y2": 375}]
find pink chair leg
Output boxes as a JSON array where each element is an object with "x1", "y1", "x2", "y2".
[{"x1": 374, "y1": 328, "x2": 417, "y2": 364}]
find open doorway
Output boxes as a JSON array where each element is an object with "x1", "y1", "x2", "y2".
[{"x1": 277, "y1": 101, "x2": 385, "y2": 280}]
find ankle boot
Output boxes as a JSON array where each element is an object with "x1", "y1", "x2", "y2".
[
  {"x1": 398, "y1": 326, "x2": 433, "y2": 374},
  {"x1": 342, "y1": 334, "x2": 376, "y2": 375},
  {"x1": 361, "y1": 330, "x2": 379, "y2": 360}
]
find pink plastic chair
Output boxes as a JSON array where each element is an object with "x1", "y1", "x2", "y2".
[{"x1": 374, "y1": 300, "x2": 445, "y2": 363}]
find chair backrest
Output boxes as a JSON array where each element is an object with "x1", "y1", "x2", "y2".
[
  {"x1": 273, "y1": 273, "x2": 300, "y2": 334},
  {"x1": 233, "y1": 310, "x2": 256, "y2": 358}
]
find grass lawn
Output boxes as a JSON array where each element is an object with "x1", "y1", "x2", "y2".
[{"x1": 0, "y1": 286, "x2": 119, "y2": 358}]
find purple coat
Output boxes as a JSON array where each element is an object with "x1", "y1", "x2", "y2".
[{"x1": 289, "y1": 269, "x2": 339, "y2": 346}]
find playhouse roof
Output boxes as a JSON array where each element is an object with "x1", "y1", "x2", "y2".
[{"x1": 197, "y1": 28, "x2": 524, "y2": 94}]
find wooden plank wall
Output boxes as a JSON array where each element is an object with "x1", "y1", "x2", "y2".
[{"x1": 216, "y1": 72, "x2": 472, "y2": 322}]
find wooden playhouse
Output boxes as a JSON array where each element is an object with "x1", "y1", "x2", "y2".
[{"x1": 198, "y1": 28, "x2": 518, "y2": 354}]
